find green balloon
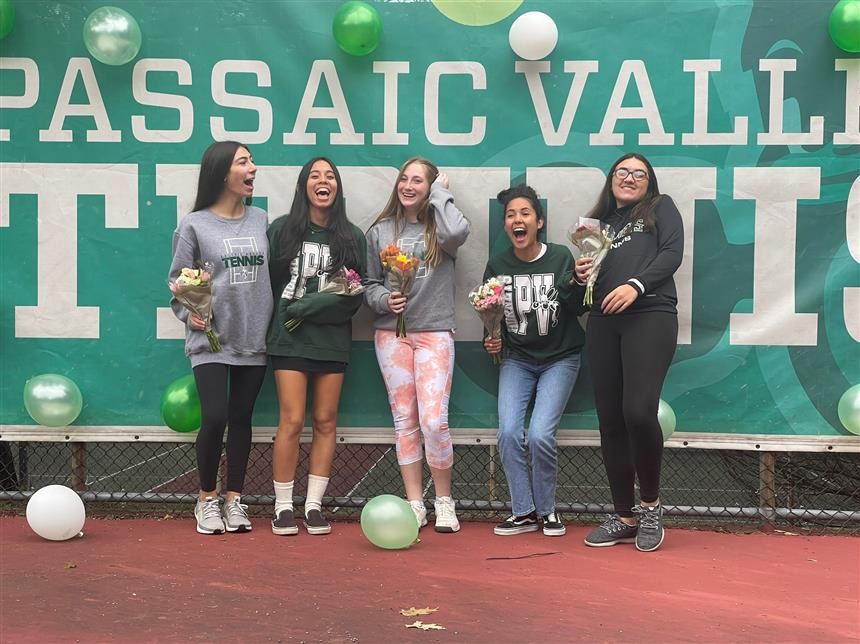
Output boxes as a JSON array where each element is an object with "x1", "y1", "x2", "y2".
[
  {"x1": 360, "y1": 494, "x2": 419, "y2": 549},
  {"x1": 83, "y1": 6, "x2": 142, "y2": 66},
  {"x1": 837, "y1": 385, "x2": 860, "y2": 436},
  {"x1": 0, "y1": 0, "x2": 15, "y2": 40},
  {"x1": 829, "y1": 0, "x2": 860, "y2": 53},
  {"x1": 23, "y1": 374, "x2": 83, "y2": 427},
  {"x1": 332, "y1": 1, "x2": 382, "y2": 57},
  {"x1": 160, "y1": 375, "x2": 201, "y2": 433},
  {"x1": 658, "y1": 399, "x2": 676, "y2": 440}
]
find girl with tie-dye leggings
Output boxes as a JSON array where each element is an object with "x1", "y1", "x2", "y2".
[{"x1": 365, "y1": 157, "x2": 470, "y2": 533}]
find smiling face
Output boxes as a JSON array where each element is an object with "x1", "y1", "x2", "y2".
[
  {"x1": 611, "y1": 156, "x2": 650, "y2": 207},
  {"x1": 504, "y1": 196, "x2": 543, "y2": 258},
  {"x1": 223, "y1": 146, "x2": 256, "y2": 200},
  {"x1": 397, "y1": 162, "x2": 432, "y2": 217},
  {"x1": 305, "y1": 159, "x2": 338, "y2": 211}
]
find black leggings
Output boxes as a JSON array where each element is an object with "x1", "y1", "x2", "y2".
[
  {"x1": 587, "y1": 311, "x2": 677, "y2": 517},
  {"x1": 193, "y1": 363, "x2": 267, "y2": 493}
]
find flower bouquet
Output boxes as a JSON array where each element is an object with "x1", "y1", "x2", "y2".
[
  {"x1": 379, "y1": 243, "x2": 420, "y2": 338},
  {"x1": 285, "y1": 267, "x2": 364, "y2": 332},
  {"x1": 169, "y1": 263, "x2": 221, "y2": 352},
  {"x1": 569, "y1": 218, "x2": 615, "y2": 307},
  {"x1": 468, "y1": 276, "x2": 505, "y2": 365}
]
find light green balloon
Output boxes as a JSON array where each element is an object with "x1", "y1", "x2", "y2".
[
  {"x1": 0, "y1": 0, "x2": 15, "y2": 41},
  {"x1": 658, "y1": 399, "x2": 676, "y2": 440},
  {"x1": 83, "y1": 6, "x2": 142, "y2": 66},
  {"x1": 431, "y1": 0, "x2": 523, "y2": 26},
  {"x1": 160, "y1": 375, "x2": 201, "y2": 433},
  {"x1": 829, "y1": 0, "x2": 860, "y2": 53},
  {"x1": 837, "y1": 385, "x2": 860, "y2": 436},
  {"x1": 23, "y1": 374, "x2": 83, "y2": 427},
  {"x1": 360, "y1": 494, "x2": 419, "y2": 549}
]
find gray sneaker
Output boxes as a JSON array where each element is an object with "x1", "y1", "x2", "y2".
[
  {"x1": 194, "y1": 497, "x2": 225, "y2": 535},
  {"x1": 223, "y1": 496, "x2": 252, "y2": 533},
  {"x1": 583, "y1": 514, "x2": 638, "y2": 547},
  {"x1": 633, "y1": 503, "x2": 664, "y2": 552}
]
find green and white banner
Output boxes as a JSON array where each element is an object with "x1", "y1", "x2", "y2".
[{"x1": 1, "y1": 0, "x2": 858, "y2": 439}]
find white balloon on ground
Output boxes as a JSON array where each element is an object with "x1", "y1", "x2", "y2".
[
  {"x1": 508, "y1": 11, "x2": 558, "y2": 60},
  {"x1": 26, "y1": 485, "x2": 86, "y2": 541}
]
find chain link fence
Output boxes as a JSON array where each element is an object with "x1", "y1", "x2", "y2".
[{"x1": 1, "y1": 437, "x2": 857, "y2": 533}]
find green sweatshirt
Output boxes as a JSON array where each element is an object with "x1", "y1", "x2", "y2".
[
  {"x1": 484, "y1": 243, "x2": 586, "y2": 363},
  {"x1": 267, "y1": 217, "x2": 367, "y2": 363}
]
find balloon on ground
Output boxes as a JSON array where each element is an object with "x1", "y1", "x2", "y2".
[
  {"x1": 360, "y1": 494, "x2": 419, "y2": 549},
  {"x1": 26, "y1": 485, "x2": 86, "y2": 541},
  {"x1": 160, "y1": 374, "x2": 201, "y2": 433},
  {"x1": 658, "y1": 399, "x2": 676, "y2": 440},
  {"x1": 83, "y1": 6, "x2": 143, "y2": 65},
  {"x1": 23, "y1": 374, "x2": 83, "y2": 427}
]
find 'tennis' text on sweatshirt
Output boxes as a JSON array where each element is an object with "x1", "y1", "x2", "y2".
[
  {"x1": 364, "y1": 182, "x2": 470, "y2": 332},
  {"x1": 592, "y1": 195, "x2": 684, "y2": 316},
  {"x1": 484, "y1": 243, "x2": 586, "y2": 363},
  {"x1": 266, "y1": 217, "x2": 367, "y2": 364},
  {"x1": 168, "y1": 206, "x2": 273, "y2": 368}
]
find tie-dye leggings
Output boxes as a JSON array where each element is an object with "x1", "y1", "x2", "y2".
[{"x1": 374, "y1": 329, "x2": 455, "y2": 469}]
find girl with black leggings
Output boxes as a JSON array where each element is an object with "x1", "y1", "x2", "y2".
[
  {"x1": 168, "y1": 141, "x2": 273, "y2": 535},
  {"x1": 576, "y1": 153, "x2": 683, "y2": 552}
]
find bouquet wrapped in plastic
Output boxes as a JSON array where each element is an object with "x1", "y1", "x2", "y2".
[
  {"x1": 285, "y1": 267, "x2": 364, "y2": 332},
  {"x1": 569, "y1": 218, "x2": 616, "y2": 307},
  {"x1": 379, "y1": 244, "x2": 421, "y2": 338},
  {"x1": 169, "y1": 262, "x2": 220, "y2": 352},
  {"x1": 468, "y1": 276, "x2": 505, "y2": 365}
]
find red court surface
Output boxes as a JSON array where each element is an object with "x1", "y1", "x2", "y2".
[{"x1": 1, "y1": 516, "x2": 858, "y2": 643}]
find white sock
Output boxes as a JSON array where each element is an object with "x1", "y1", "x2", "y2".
[
  {"x1": 305, "y1": 474, "x2": 329, "y2": 515},
  {"x1": 273, "y1": 480, "x2": 294, "y2": 514}
]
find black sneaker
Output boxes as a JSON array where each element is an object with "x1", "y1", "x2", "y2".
[
  {"x1": 541, "y1": 511, "x2": 566, "y2": 537},
  {"x1": 271, "y1": 508, "x2": 298, "y2": 536},
  {"x1": 633, "y1": 503, "x2": 664, "y2": 552},
  {"x1": 584, "y1": 514, "x2": 638, "y2": 547},
  {"x1": 494, "y1": 511, "x2": 539, "y2": 535},
  {"x1": 304, "y1": 508, "x2": 332, "y2": 535}
]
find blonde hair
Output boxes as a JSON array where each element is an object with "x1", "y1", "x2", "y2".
[{"x1": 373, "y1": 156, "x2": 442, "y2": 268}]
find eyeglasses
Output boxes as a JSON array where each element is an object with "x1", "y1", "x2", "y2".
[{"x1": 614, "y1": 167, "x2": 649, "y2": 181}]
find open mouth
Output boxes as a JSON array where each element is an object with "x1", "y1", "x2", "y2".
[
  {"x1": 512, "y1": 226, "x2": 528, "y2": 241},
  {"x1": 314, "y1": 186, "x2": 332, "y2": 198},
  {"x1": 243, "y1": 178, "x2": 255, "y2": 188}
]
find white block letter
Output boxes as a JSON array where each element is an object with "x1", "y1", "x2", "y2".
[
  {"x1": 757, "y1": 59, "x2": 824, "y2": 145},
  {"x1": 372, "y1": 61, "x2": 409, "y2": 145},
  {"x1": 681, "y1": 60, "x2": 748, "y2": 145},
  {"x1": 210, "y1": 60, "x2": 273, "y2": 144},
  {"x1": 424, "y1": 62, "x2": 486, "y2": 146},
  {"x1": 131, "y1": 58, "x2": 194, "y2": 143},
  {"x1": 0, "y1": 57, "x2": 39, "y2": 142},
  {"x1": 834, "y1": 59, "x2": 860, "y2": 145},
  {"x1": 283, "y1": 60, "x2": 363, "y2": 145}
]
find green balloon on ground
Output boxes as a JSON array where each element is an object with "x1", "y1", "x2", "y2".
[
  {"x1": 332, "y1": 1, "x2": 382, "y2": 56},
  {"x1": 837, "y1": 384, "x2": 860, "y2": 436},
  {"x1": 658, "y1": 399, "x2": 676, "y2": 440},
  {"x1": 829, "y1": 0, "x2": 860, "y2": 53},
  {"x1": 83, "y1": 6, "x2": 142, "y2": 65},
  {"x1": 431, "y1": 0, "x2": 523, "y2": 26},
  {"x1": 360, "y1": 494, "x2": 418, "y2": 549},
  {"x1": 0, "y1": 0, "x2": 15, "y2": 40},
  {"x1": 160, "y1": 375, "x2": 201, "y2": 433},
  {"x1": 23, "y1": 374, "x2": 84, "y2": 427}
]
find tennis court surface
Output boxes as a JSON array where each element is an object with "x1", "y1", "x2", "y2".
[{"x1": 1, "y1": 516, "x2": 857, "y2": 643}]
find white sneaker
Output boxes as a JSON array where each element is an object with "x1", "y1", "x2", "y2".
[
  {"x1": 194, "y1": 496, "x2": 225, "y2": 535},
  {"x1": 223, "y1": 496, "x2": 252, "y2": 533},
  {"x1": 409, "y1": 499, "x2": 428, "y2": 527},
  {"x1": 434, "y1": 496, "x2": 460, "y2": 533}
]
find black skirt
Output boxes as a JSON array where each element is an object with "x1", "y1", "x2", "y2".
[{"x1": 270, "y1": 355, "x2": 347, "y2": 374}]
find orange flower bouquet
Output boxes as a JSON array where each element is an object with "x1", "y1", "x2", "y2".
[{"x1": 379, "y1": 243, "x2": 421, "y2": 338}]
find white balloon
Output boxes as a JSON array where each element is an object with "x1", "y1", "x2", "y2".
[
  {"x1": 508, "y1": 11, "x2": 559, "y2": 60},
  {"x1": 26, "y1": 485, "x2": 86, "y2": 541}
]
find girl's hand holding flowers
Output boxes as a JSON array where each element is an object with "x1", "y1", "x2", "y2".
[
  {"x1": 387, "y1": 291, "x2": 407, "y2": 315},
  {"x1": 379, "y1": 243, "x2": 421, "y2": 337},
  {"x1": 469, "y1": 276, "x2": 506, "y2": 365},
  {"x1": 169, "y1": 263, "x2": 221, "y2": 352}
]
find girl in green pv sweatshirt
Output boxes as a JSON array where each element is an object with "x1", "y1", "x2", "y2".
[
  {"x1": 483, "y1": 185, "x2": 586, "y2": 538},
  {"x1": 267, "y1": 158, "x2": 367, "y2": 537}
]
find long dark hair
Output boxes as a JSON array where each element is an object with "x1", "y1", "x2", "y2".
[
  {"x1": 372, "y1": 156, "x2": 444, "y2": 268},
  {"x1": 273, "y1": 157, "x2": 360, "y2": 274},
  {"x1": 587, "y1": 152, "x2": 662, "y2": 231},
  {"x1": 496, "y1": 184, "x2": 544, "y2": 221},
  {"x1": 192, "y1": 140, "x2": 252, "y2": 212}
]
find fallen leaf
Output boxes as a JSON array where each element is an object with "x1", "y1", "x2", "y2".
[
  {"x1": 64, "y1": 562, "x2": 77, "y2": 569},
  {"x1": 400, "y1": 607, "x2": 439, "y2": 617},
  {"x1": 774, "y1": 529, "x2": 799, "y2": 536},
  {"x1": 405, "y1": 621, "x2": 446, "y2": 631}
]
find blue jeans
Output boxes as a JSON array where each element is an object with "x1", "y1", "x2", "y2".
[{"x1": 497, "y1": 352, "x2": 581, "y2": 517}]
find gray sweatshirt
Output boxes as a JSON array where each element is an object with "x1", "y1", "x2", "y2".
[
  {"x1": 168, "y1": 206, "x2": 273, "y2": 367},
  {"x1": 365, "y1": 182, "x2": 470, "y2": 332}
]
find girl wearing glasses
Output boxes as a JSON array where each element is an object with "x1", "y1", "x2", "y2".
[{"x1": 575, "y1": 153, "x2": 683, "y2": 552}]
